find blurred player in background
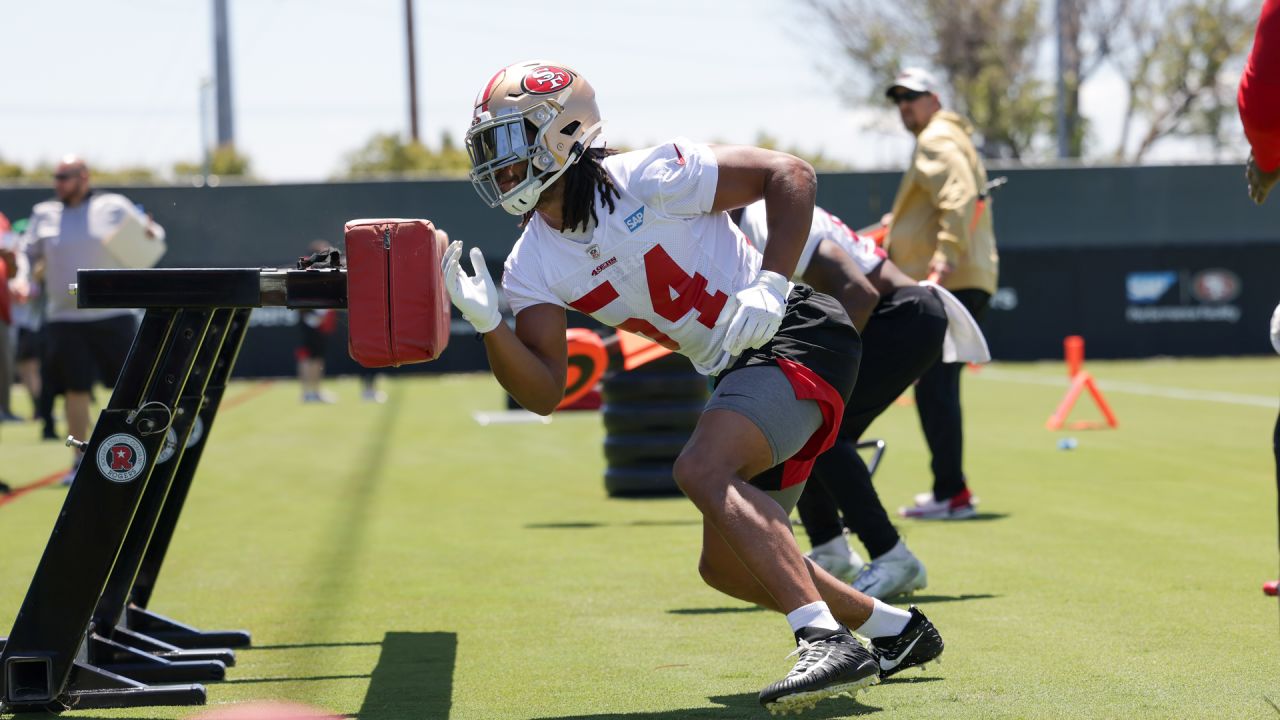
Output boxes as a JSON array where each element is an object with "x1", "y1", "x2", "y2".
[
  {"x1": 444, "y1": 60, "x2": 943, "y2": 713},
  {"x1": 5, "y1": 218, "x2": 49, "y2": 433},
  {"x1": 1239, "y1": 0, "x2": 1280, "y2": 205},
  {"x1": 23, "y1": 156, "x2": 164, "y2": 483},
  {"x1": 296, "y1": 240, "x2": 341, "y2": 405},
  {"x1": 0, "y1": 211, "x2": 20, "y2": 423},
  {"x1": 736, "y1": 201, "x2": 987, "y2": 599},
  {"x1": 1239, "y1": 0, "x2": 1280, "y2": 596},
  {"x1": 882, "y1": 69, "x2": 999, "y2": 521}
]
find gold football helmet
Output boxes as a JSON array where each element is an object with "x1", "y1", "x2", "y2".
[{"x1": 466, "y1": 60, "x2": 604, "y2": 215}]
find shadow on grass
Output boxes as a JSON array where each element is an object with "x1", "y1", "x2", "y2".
[
  {"x1": 24, "y1": 716, "x2": 157, "y2": 720},
  {"x1": 531, "y1": 692, "x2": 880, "y2": 719},
  {"x1": 223, "y1": 673, "x2": 371, "y2": 685},
  {"x1": 963, "y1": 512, "x2": 1009, "y2": 522},
  {"x1": 880, "y1": 675, "x2": 944, "y2": 685},
  {"x1": 249, "y1": 640, "x2": 383, "y2": 650},
  {"x1": 526, "y1": 522, "x2": 605, "y2": 529},
  {"x1": 525, "y1": 519, "x2": 700, "y2": 530},
  {"x1": 666, "y1": 606, "x2": 766, "y2": 615},
  {"x1": 354, "y1": 631, "x2": 456, "y2": 720},
  {"x1": 897, "y1": 593, "x2": 997, "y2": 605}
]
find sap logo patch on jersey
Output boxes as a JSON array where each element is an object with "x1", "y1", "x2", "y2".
[
  {"x1": 624, "y1": 207, "x2": 645, "y2": 233},
  {"x1": 1125, "y1": 271, "x2": 1177, "y2": 304}
]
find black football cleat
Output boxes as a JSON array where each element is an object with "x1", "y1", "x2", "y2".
[
  {"x1": 758, "y1": 626, "x2": 880, "y2": 715},
  {"x1": 870, "y1": 606, "x2": 944, "y2": 678}
]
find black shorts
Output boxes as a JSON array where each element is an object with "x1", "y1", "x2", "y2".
[
  {"x1": 715, "y1": 284, "x2": 862, "y2": 404},
  {"x1": 16, "y1": 327, "x2": 42, "y2": 362},
  {"x1": 839, "y1": 285, "x2": 948, "y2": 440},
  {"x1": 297, "y1": 318, "x2": 328, "y2": 360},
  {"x1": 45, "y1": 315, "x2": 138, "y2": 392},
  {"x1": 715, "y1": 284, "x2": 863, "y2": 492}
]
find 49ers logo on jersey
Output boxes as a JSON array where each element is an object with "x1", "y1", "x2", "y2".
[
  {"x1": 96, "y1": 433, "x2": 148, "y2": 483},
  {"x1": 522, "y1": 66, "x2": 572, "y2": 95}
]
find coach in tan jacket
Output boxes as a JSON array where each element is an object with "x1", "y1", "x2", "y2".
[{"x1": 884, "y1": 68, "x2": 998, "y2": 521}]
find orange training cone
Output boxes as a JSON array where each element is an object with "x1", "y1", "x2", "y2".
[{"x1": 1045, "y1": 336, "x2": 1118, "y2": 431}]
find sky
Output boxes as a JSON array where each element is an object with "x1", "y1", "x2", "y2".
[{"x1": 0, "y1": 0, "x2": 1251, "y2": 183}]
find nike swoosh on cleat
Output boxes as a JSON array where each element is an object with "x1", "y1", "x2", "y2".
[{"x1": 878, "y1": 634, "x2": 922, "y2": 672}]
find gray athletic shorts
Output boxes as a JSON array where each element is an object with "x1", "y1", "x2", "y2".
[{"x1": 704, "y1": 365, "x2": 822, "y2": 513}]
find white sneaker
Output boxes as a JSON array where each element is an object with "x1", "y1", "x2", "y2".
[
  {"x1": 806, "y1": 534, "x2": 865, "y2": 583},
  {"x1": 851, "y1": 541, "x2": 927, "y2": 599},
  {"x1": 302, "y1": 390, "x2": 337, "y2": 404},
  {"x1": 362, "y1": 388, "x2": 388, "y2": 403},
  {"x1": 900, "y1": 487, "x2": 978, "y2": 520}
]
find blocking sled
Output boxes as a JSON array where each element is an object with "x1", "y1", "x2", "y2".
[{"x1": 344, "y1": 218, "x2": 450, "y2": 367}]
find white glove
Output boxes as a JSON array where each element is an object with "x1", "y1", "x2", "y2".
[
  {"x1": 441, "y1": 240, "x2": 501, "y2": 334},
  {"x1": 720, "y1": 270, "x2": 789, "y2": 357},
  {"x1": 1270, "y1": 301, "x2": 1280, "y2": 355}
]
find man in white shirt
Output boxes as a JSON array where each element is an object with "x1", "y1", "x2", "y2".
[
  {"x1": 23, "y1": 156, "x2": 164, "y2": 482},
  {"x1": 442, "y1": 60, "x2": 944, "y2": 713}
]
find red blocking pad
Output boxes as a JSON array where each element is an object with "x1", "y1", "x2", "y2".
[{"x1": 345, "y1": 218, "x2": 450, "y2": 367}]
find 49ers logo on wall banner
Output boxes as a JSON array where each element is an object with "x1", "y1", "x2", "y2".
[
  {"x1": 522, "y1": 66, "x2": 572, "y2": 95},
  {"x1": 96, "y1": 433, "x2": 148, "y2": 483}
]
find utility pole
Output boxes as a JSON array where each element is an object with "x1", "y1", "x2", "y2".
[
  {"x1": 199, "y1": 78, "x2": 213, "y2": 182},
  {"x1": 213, "y1": 0, "x2": 235, "y2": 147},
  {"x1": 405, "y1": 0, "x2": 420, "y2": 143},
  {"x1": 1055, "y1": 0, "x2": 1082, "y2": 159},
  {"x1": 1055, "y1": 0, "x2": 1068, "y2": 159}
]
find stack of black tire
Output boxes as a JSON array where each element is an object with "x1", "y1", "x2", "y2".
[{"x1": 601, "y1": 352, "x2": 709, "y2": 496}]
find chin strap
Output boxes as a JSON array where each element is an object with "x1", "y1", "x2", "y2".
[{"x1": 499, "y1": 141, "x2": 589, "y2": 215}]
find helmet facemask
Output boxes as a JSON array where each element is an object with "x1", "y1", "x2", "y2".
[
  {"x1": 466, "y1": 62, "x2": 604, "y2": 215},
  {"x1": 467, "y1": 101, "x2": 599, "y2": 216}
]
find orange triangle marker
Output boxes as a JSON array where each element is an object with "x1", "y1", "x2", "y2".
[{"x1": 1045, "y1": 336, "x2": 1118, "y2": 431}]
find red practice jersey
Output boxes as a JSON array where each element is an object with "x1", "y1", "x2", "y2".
[{"x1": 1240, "y1": 0, "x2": 1280, "y2": 171}]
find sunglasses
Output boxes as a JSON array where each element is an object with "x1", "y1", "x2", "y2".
[
  {"x1": 890, "y1": 89, "x2": 928, "y2": 104},
  {"x1": 53, "y1": 172, "x2": 78, "y2": 181}
]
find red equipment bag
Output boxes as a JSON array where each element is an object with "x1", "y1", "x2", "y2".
[{"x1": 344, "y1": 218, "x2": 450, "y2": 367}]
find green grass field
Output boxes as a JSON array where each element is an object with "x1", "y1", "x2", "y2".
[{"x1": 1, "y1": 357, "x2": 1277, "y2": 719}]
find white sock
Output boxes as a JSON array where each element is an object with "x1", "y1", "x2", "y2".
[
  {"x1": 785, "y1": 601, "x2": 842, "y2": 633},
  {"x1": 811, "y1": 534, "x2": 852, "y2": 557},
  {"x1": 854, "y1": 599, "x2": 911, "y2": 638}
]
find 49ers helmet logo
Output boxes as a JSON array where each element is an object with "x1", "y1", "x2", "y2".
[
  {"x1": 521, "y1": 66, "x2": 572, "y2": 95},
  {"x1": 96, "y1": 433, "x2": 148, "y2": 483}
]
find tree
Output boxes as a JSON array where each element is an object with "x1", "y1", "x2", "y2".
[
  {"x1": 338, "y1": 131, "x2": 471, "y2": 179},
  {"x1": 174, "y1": 144, "x2": 255, "y2": 180},
  {"x1": 0, "y1": 155, "x2": 25, "y2": 180},
  {"x1": 0, "y1": 156, "x2": 158, "y2": 185},
  {"x1": 800, "y1": 0, "x2": 1051, "y2": 159},
  {"x1": 1103, "y1": 0, "x2": 1255, "y2": 160},
  {"x1": 798, "y1": 0, "x2": 1256, "y2": 162}
]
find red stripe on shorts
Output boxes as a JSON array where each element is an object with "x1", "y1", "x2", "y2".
[{"x1": 774, "y1": 358, "x2": 846, "y2": 489}]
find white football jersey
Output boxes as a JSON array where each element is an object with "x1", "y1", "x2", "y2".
[
  {"x1": 502, "y1": 138, "x2": 760, "y2": 375},
  {"x1": 737, "y1": 200, "x2": 885, "y2": 279}
]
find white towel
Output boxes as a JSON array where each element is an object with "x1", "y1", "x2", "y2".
[
  {"x1": 1270, "y1": 301, "x2": 1280, "y2": 355},
  {"x1": 919, "y1": 281, "x2": 991, "y2": 364}
]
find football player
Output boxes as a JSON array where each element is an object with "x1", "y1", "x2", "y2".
[
  {"x1": 444, "y1": 60, "x2": 941, "y2": 713},
  {"x1": 736, "y1": 201, "x2": 986, "y2": 602}
]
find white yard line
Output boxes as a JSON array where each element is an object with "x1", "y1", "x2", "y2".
[{"x1": 976, "y1": 367, "x2": 1279, "y2": 409}]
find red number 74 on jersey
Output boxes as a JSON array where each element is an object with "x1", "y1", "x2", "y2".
[{"x1": 568, "y1": 245, "x2": 729, "y2": 351}]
